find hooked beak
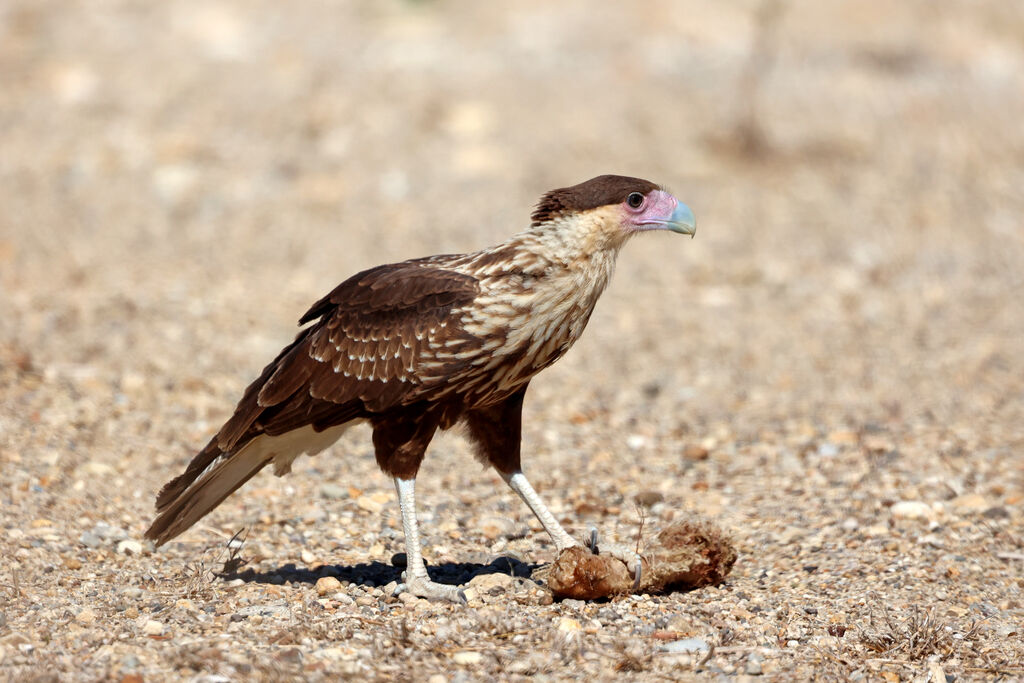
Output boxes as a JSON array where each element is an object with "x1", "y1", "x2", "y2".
[{"x1": 665, "y1": 202, "x2": 697, "y2": 237}]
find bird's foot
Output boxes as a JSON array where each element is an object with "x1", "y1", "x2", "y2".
[
  {"x1": 393, "y1": 573, "x2": 467, "y2": 604},
  {"x1": 586, "y1": 527, "x2": 644, "y2": 591}
]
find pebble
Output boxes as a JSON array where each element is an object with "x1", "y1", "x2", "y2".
[
  {"x1": 816, "y1": 442, "x2": 839, "y2": 458},
  {"x1": 468, "y1": 572, "x2": 514, "y2": 595},
  {"x1": 355, "y1": 495, "x2": 383, "y2": 514},
  {"x1": 557, "y1": 617, "x2": 582, "y2": 632},
  {"x1": 117, "y1": 540, "x2": 143, "y2": 556},
  {"x1": 890, "y1": 501, "x2": 932, "y2": 520},
  {"x1": 626, "y1": 434, "x2": 647, "y2": 450},
  {"x1": 79, "y1": 531, "x2": 103, "y2": 548},
  {"x1": 452, "y1": 650, "x2": 483, "y2": 665},
  {"x1": 315, "y1": 576, "x2": 342, "y2": 596},
  {"x1": 320, "y1": 483, "x2": 347, "y2": 500},
  {"x1": 75, "y1": 608, "x2": 97, "y2": 624},
  {"x1": 746, "y1": 653, "x2": 764, "y2": 675},
  {"x1": 951, "y1": 493, "x2": 988, "y2": 513},
  {"x1": 478, "y1": 515, "x2": 516, "y2": 540},
  {"x1": 660, "y1": 637, "x2": 709, "y2": 653},
  {"x1": 683, "y1": 444, "x2": 710, "y2": 460},
  {"x1": 142, "y1": 620, "x2": 164, "y2": 636}
]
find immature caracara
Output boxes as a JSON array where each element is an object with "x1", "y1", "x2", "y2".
[{"x1": 147, "y1": 175, "x2": 696, "y2": 602}]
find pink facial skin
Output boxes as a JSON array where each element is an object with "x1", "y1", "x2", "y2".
[{"x1": 622, "y1": 189, "x2": 697, "y2": 236}]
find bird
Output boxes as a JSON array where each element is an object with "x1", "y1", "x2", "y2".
[{"x1": 146, "y1": 174, "x2": 696, "y2": 603}]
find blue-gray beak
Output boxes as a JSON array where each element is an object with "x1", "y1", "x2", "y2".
[{"x1": 667, "y1": 202, "x2": 697, "y2": 237}]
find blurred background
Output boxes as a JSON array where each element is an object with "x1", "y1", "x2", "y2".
[
  {"x1": 1, "y1": 1, "x2": 1023, "y2": 677},
  {"x1": 2, "y1": 0, "x2": 1021, "y2": 449}
]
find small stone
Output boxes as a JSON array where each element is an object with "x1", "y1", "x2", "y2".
[
  {"x1": 660, "y1": 637, "x2": 709, "y2": 653},
  {"x1": 951, "y1": 493, "x2": 988, "y2": 514},
  {"x1": 890, "y1": 501, "x2": 932, "y2": 520},
  {"x1": 397, "y1": 592, "x2": 421, "y2": 605},
  {"x1": 557, "y1": 617, "x2": 582, "y2": 632},
  {"x1": 79, "y1": 531, "x2": 103, "y2": 548},
  {"x1": 117, "y1": 540, "x2": 143, "y2": 556},
  {"x1": 76, "y1": 608, "x2": 97, "y2": 624},
  {"x1": 452, "y1": 650, "x2": 483, "y2": 665},
  {"x1": 983, "y1": 506, "x2": 1009, "y2": 519},
  {"x1": 320, "y1": 483, "x2": 347, "y2": 500},
  {"x1": 468, "y1": 572, "x2": 514, "y2": 595},
  {"x1": 82, "y1": 462, "x2": 115, "y2": 476},
  {"x1": 275, "y1": 647, "x2": 302, "y2": 664},
  {"x1": 683, "y1": 444, "x2": 710, "y2": 460},
  {"x1": 316, "y1": 576, "x2": 342, "y2": 596},
  {"x1": 427, "y1": 675, "x2": 447, "y2": 683},
  {"x1": 356, "y1": 495, "x2": 383, "y2": 514},
  {"x1": 746, "y1": 653, "x2": 764, "y2": 675},
  {"x1": 142, "y1": 620, "x2": 164, "y2": 636},
  {"x1": 478, "y1": 515, "x2": 515, "y2": 540},
  {"x1": 626, "y1": 434, "x2": 647, "y2": 451},
  {"x1": 816, "y1": 442, "x2": 839, "y2": 458},
  {"x1": 301, "y1": 549, "x2": 316, "y2": 566}
]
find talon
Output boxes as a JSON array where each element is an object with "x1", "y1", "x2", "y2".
[
  {"x1": 397, "y1": 575, "x2": 468, "y2": 604},
  {"x1": 632, "y1": 559, "x2": 642, "y2": 591},
  {"x1": 588, "y1": 527, "x2": 599, "y2": 553}
]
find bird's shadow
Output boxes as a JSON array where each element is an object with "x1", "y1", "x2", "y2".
[{"x1": 217, "y1": 555, "x2": 538, "y2": 590}]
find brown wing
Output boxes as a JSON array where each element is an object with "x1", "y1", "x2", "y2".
[
  {"x1": 147, "y1": 261, "x2": 483, "y2": 542},
  {"x1": 216, "y1": 260, "x2": 481, "y2": 451}
]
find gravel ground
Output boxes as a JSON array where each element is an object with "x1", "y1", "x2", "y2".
[{"x1": 2, "y1": 1, "x2": 1023, "y2": 680}]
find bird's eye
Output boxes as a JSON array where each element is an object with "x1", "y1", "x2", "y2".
[{"x1": 626, "y1": 192, "x2": 645, "y2": 209}]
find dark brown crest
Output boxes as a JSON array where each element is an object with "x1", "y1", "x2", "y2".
[{"x1": 530, "y1": 175, "x2": 661, "y2": 226}]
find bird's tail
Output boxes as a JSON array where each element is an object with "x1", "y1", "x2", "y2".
[{"x1": 145, "y1": 438, "x2": 271, "y2": 546}]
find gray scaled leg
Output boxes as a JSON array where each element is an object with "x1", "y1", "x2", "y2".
[
  {"x1": 393, "y1": 477, "x2": 467, "y2": 604},
  {"x1": 502, "y1": 470, "x2": 642, "y2": 588}
]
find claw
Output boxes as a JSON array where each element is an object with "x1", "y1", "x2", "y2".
[
  {"x1": 583, "y1": 530, "x2": 643, "y2": 591},
  {"x1": 394, "y1": 575, "x2": 468, "y2": 604}
]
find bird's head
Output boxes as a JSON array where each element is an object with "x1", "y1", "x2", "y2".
[{"x1": 531, "y1": 175, "x2": 696, "y2": 250}]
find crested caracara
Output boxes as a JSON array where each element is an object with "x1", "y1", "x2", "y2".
[{"x1": 146, "y1": 175, "x2": 696, "y2": 602}]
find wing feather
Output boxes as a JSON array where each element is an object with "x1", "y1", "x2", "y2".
[{"x1": 217, "y1": 260, "x2": 480, "y2": 451}]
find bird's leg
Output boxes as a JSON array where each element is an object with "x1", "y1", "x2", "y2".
[
  {"x1": 501, "y1": 470, "x2": 579, "y2": 551},
  {"x1": 392, "y1": 477, "x2": 467, "y2": 604},
  {"x1": 502, "y1": 470, "x2": 642, "y2": 588}
]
